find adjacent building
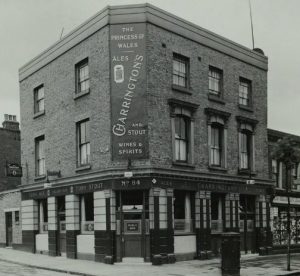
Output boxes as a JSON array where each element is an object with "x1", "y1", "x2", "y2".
[
  {"x1": 268, "y1": 129, "x2": 300, "y2": 253},
  {"x1": 0, "y1": 114, "x2": 22, "y2": 248},
  {"x1": 19, "y1": 4, "x2": 273, "y2": 263}
]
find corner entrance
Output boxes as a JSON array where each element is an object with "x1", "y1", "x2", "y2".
[{"x1": 116, "y1": 190, "x2": 150, "y2": 261}]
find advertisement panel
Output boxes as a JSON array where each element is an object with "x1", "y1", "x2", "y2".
[{"x1": 110, "y1": 23, "x2": 148, "y2": 160}]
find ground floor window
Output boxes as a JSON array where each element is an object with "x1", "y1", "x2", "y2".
[
  {"x1": 239, "y1": 195, "x2": 255, "y2": 233},
  {"x1": 273, "y1": 206, "x2": 300, "y2": 245},
  {"x1": 80, "y1": 193, "x2": 94, "y2": 234},
  {"x1": 39, "y1": 199, "x2": 48, "y2": 233},
  {"x1": 211, "y1": 193, "x2": 224, "y2": 233},
  {"x1": 174, "y1": 190, "x2": 194, "y2": 233}
]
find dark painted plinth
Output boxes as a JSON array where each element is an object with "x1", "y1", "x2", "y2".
[
  {"x1": 66, "y1": 230, "x2": 80, "y2": 259},
  {"x1": 196, "y1": 228, "x2": 211, "y2": 258},
  {"x1": 48, "y1": 230, "x2": 58, "y2": 256},
  {"x1": 95, "y1": 230, "x2": 115, "y2": 263},
  {"x1": 150, "y1": 229, "x2": 174, "y2": 261},
  {"x1": 22, "y1": 230, "x2": 38, "y2": 253}
]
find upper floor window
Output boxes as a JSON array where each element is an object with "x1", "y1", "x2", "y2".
[
  {"x1": 240, "y1": 131, "x2": 251, "y2": 169},
  {"x1": 35, "y1": 135, "x2": 45, "y2": 176},
  {"x1": 209, "y1": 67, "x2": 222, "y2": 97},
  {"x1": 238, "y1": 123, "x2": 254, "y2": 171},
  {"x1": 173, "y1": 53, "x2": 189, "y2": 88},
  {"x1": 77, "y1": 120, "x2": 90, "y2": 166},
  {"x1": 271, "y1": 159, "x2": 279, "y2": 186},
  {"x1": 292, "y1": 163, "x2": 298, "y2": 179},
  {"x1": 239, "y1": 78, "x2": 251, "y2": 106},
  {"x1": 175, "y1": 115, "x2": 189, "y2": 162},
  {"x1": 169, "y1": 99, "x2": 198, "y2": 165},
  {"x1": 210, "y1": 124, "x2": 223, "y2": 166},
  {"x1": 205, "y1": 108, "x2": 230, "y2": 169},
  {"x1": 34, "y1": 85, "x2": 44, "y2": 114},
  {"x1": 76, "y1": 59, "x2": 89, "y2": 94}
]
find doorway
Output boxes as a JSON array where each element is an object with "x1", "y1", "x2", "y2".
[
  {"x1": 57, "y1": 196, "x2": 66, "y2": 256},
  {"x1": 116, "y1": 190, "x2": 150, "y2": 261},
  {"x1": 5, "y1": 212, "x2": 12, "y2": 247}
]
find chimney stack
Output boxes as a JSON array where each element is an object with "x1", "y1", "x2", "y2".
[{"x1": 2, "y1": 114, "x2": 19, "y2": 131}]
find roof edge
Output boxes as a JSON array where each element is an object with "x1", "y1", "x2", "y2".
[{"x1": 19, "y1": 3, "x2": 268, "y2": 81}]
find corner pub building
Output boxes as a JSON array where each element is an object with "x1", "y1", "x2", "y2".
[{"x1": 19, "y1": 4, "x2": 273, "y2": 263}]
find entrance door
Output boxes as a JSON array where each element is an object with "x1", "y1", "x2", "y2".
[
  {"x1": 5, "y1": 212, "x2": 12, "y2": 247},
  {"x1": 57, "y1": 196, "x2": 66, "y2": 256},
  {"x1": 117, "y1": 190, "x2": 149, "y2": 260},
  {"x1": 123, "y1": 211, "x2": 143, "y2": 257}
]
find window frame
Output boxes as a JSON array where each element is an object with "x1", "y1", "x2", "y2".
[
  {"x1": 239, "y1": 78, "x2": 252, "y2": 107},
  {"x1": 34, "y1": 85, "x2": 45, "y2": 114},
  {"x1": 240, "y1": 130, "x2": 252, "y2": 170},
  {"x1": 77, "y1": 119, "x2": 91, "y2": 167},
  {"x1": 238, "y1": 122, "x2": 255, "y2": 173},
  {"x1": 172, "y1": 53, "x2": 189, "y2": 89},
  {"x1": 174, "y1": 115, "x2": 189, "y2": 162},
  {"x1": 80, "y1": 193, "x2": 94, "y2": 234},
  {"x1": 168, "y1": 99, "x2": 198, "y2": 166},
  {"x1": 35, "y1": 135, "x2": 45, "y2": 177},
  {"x1": 209, "y1": 66, "x2": 223, "y2": 97},
  {"x1": 210, "y1": 123, "x2": 223, "y2": 167},
  {"x1": 173, "y1": 190, "x2": 195, "y2": 234},
  {"x1": 205, "y1": 108, "x2": 230, "y2": 170},
  {"x1": 75, "y1": 58, "x2": 90, "y2": 94}
]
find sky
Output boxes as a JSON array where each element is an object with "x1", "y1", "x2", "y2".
[{"x1": 0, "y1": 0, "x2": 299, "y2": 135}]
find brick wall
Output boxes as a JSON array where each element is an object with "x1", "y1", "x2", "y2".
[
  {"x1": 0, "y1": 128, "x2": 21, "y2": 191},
  {"x1": 146, "y1": 23, "x2": 269, "y2": 179},
  {"x1": 20, "y1": 22, "x2": 269, "y2": 186},
  {"x1": 0, "y1": 190, "x2": 22, "y2": 245}
]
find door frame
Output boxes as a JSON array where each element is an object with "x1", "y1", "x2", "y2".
[{"x1": 119, "y1": 190, "x2": 147, "y2": 259}]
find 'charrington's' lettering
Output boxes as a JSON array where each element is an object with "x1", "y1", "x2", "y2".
[{"x1": 112, "y1": 55, "x2": 144, "y2": 136}]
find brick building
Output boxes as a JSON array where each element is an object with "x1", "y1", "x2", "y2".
[
  {"x1": 19, "y1": 4, "x2": 273, "y2": 263},
  {"x1": 268, "y1": 129, "x2": 300, "y2": 253},
  {"x1": 0, "y1": 114, "x2": 22, "y2": 248}
]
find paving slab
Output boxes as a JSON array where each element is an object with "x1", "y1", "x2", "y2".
[{"x1": 0, "y1": 248, "x2": 299, "y2": 276}]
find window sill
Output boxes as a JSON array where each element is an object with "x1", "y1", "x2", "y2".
[
  {"x1": 75, "y1": 164, "x2": 91, "y2": 172},
  {"x1": 208, "y1": 94, "x2": 225, "y2": 104},
  {"x1": 74, "y1": 89, "x2": 90, "y2": 100},
  {"x1": 172, "y1": 162, "x2": 195, "y2": 169},
  {"x1": 208, "y1": 166, "x2": 227, "y2": 172},
  {"x1": 34, "y1": 175, "x2": 46, "y2": 181},
  {"x1": 33, "y1": 110, "x2": 45, "y2": 119},
  {"x1": 174, "y1": 232, "x2": 196, "y2": 236},
  {"x1": 172, "y1": 84, "x2": 192, "y2": 95},
  {"x1": 238, "y1": 104, "x2": 253, "y2": 112},
  {"x1": 238, "y1": 169, "x2": 256, "y2": 176}
]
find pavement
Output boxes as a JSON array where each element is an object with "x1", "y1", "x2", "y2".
[{"x1": 0, "y1": 248, "x2": 299, "y2": 276}]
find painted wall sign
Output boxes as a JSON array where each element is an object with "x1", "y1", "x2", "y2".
[
  {"x1": 110, "y1": 23, "x2": 148, "y2": 160},
  {"x1": 6, "y1": 163, "x2": 22, "y2": 177},
  {"x1": 125, "y1": 221, "x2": 141, "y2": 234},
  {"x1": 198, "y1": 182, "x2": 265, "y2": 195}
]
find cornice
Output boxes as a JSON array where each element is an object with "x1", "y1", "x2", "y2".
[{"x1": 19, "y1": 3, "x2": 268, "y2": 81}]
